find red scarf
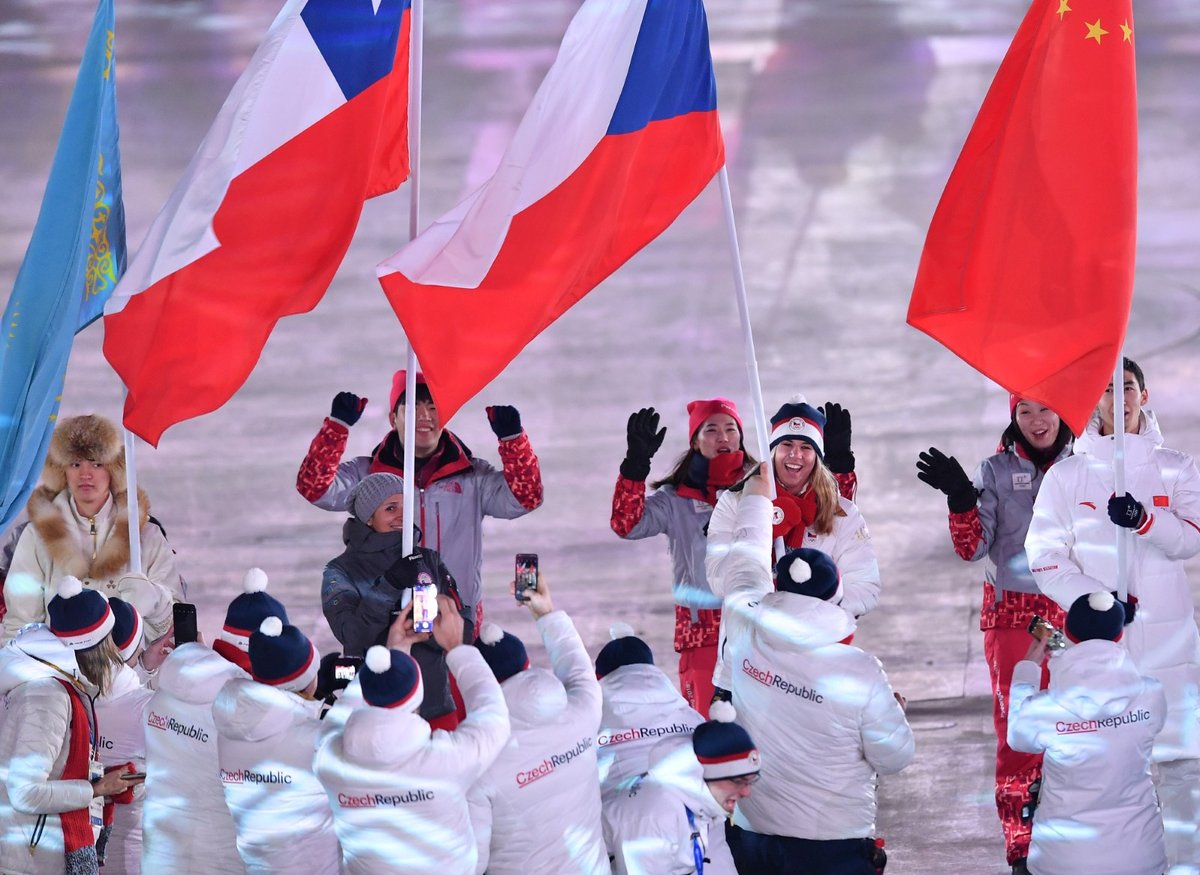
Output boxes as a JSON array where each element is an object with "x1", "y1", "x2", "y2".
[
  {"x1": 676, "y1": 452, "x2": 746, "y2": 506},
  {"x1": 772, "y1": 489, "x2": 818, "y2": 550},
  {"x1": 51, "y1": 679, "x2": 99, "y2": 872}
]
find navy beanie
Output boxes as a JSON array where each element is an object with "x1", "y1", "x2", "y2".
[
  {"x1": 595, "y1": 622, "x2": 654, "y2": 678},
  {"x1": 221, "y1": 568, "x2": 289, "y2": 653},
  {"x1": 775, "y1": 548, "x2": 842, "y2": 602},
  {"x1": 1066, "y1": 591, "x2": 1126, "y2": 643},
  {"x1": 48, "y1": 576, "x2": 115, "y2": 650},
  {"x1": 249, "y1": 617, "x2": 320, "y2": 693},
  {"x1": 768, "y1": 394, "x2": 826, "y2": 458},
  {"x1": 475, "y1": 623, "x2": 530, "y2": 683},
  {"x1": 693, "y1": 707, "x2": 761, "y2": 780},
  {"x1": 361, "y1": 646, "x2": 423, "y2": 711},
  {"x1": 108, "y1": 597, "x2": 144, "y2": 662}
]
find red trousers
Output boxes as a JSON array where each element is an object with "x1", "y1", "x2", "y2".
[{"x1": 678, "y1": 643, "x2": 717, "y2": 719}]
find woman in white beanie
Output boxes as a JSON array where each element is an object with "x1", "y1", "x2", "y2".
[
  {"x1": 0, "y1": 578, "x2": 144, "y2": 875},
  {"x1": 3, "y1": 414, "x2": 182, "y2": 642}
]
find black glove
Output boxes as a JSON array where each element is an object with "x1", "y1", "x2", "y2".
[
  {"x1": 1115, "y1": 592, "x2": 1138, "y2": 625},
  {"x1": 486, "y1": 405, "x2": 522, "y2": 440},
  {"x1": 383, "y1": 551, "x2": 431, "y2": 592},
  {"x1": 314, "y1": 652, "x2": 343, "y2": 702},
  {"x1": 916, "y1": 447, "x2": 978, "y2": 514},
  {"x1": 821, "y1": 401, "x2": 854, "y2": 474},
  {"x1": 1108, "y1": 493, "x2": 1147, "y2": 529},
  {"x1": 330, "y1": 391, "x2": 367, "y2": 426},
  {"x1": 620, "y1": 407, "x2": 666, "y2": 482}
]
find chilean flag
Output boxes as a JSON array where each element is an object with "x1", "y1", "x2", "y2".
[
  {"x1": 103, "y1": 0, "x2": 411, "y2": 446},
  {"x1": 378, "y1": 0, "x2": 723, "y2": 421}
]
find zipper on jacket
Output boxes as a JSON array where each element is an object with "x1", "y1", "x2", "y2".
[{"x1": 89, "y1": 516, "x2": 98, "y2": 559}]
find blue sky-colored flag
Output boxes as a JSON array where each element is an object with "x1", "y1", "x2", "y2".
[{"x1": 0, "y1": 0, "x2": 126, "y2": 530}]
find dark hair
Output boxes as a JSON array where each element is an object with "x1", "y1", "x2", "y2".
[
  {"x1": 1122, "y1": 357, "x2": 1145, "y2": 391},
  {"x1": 392, "y1": 383, "x2": 434, "y2": 416},
  {"x1": 1002, "y1": 407, "x2": 1074, "y2": 465},
  {"x1": 651, "y1": 445, "x2": 759, "y2": 491}
]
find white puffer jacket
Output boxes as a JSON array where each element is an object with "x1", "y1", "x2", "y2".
[
  {"x1": 213, "y1": 679, "x2": 339, "y2": 875},
  {"x1": 1008, "y1": 640, "x2": 1167, "y2": 875},
  {"x1": 141, "y1": 644, "x2": 246, "y2": 874},
  {"x1": 603, "y1": 742, "x2": 736, "y2": 875},
  {"x1": 1026, "y1": 412, "x2": 1200, "y2": 760},
  {"x1": 712, "y1": 493, "x2": 914, "y2": 839},
  {"x1": 707, "y1": 488, "x2": 881, "y2": 689},
  {"x1": 597, "y1": 663, "x2": 702, "y2": 797},
  {"x1": 94, "y1": 664, "x2": 153, "y2": 874},
  {"x1": 0, "y1": 628, "x2": 95, "y2": 875},
  {"x1": 468, "y1": 611, "x2": 607, "y2": 875},
  {"x1": 314, "y1": 646, "x2": 510, "y2": 875}
]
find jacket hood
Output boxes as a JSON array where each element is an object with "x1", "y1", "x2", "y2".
[
  {"x1": 213, "y1": 677, "x2": 318, "y2": 743},
  {"x1": 341, "y1": 517, "x2": 404, "y2": 555},
  {"x1": 1075, "y1": 409, "x2": 1163, "y2": 457},
  {"x1": 601, "y1": 663, "x2": 689, "y2": 714},
  {"x1": 100, "y1": 662, "x2": 145, "y2": 702},
  {"x1": 0, "y1": 625, "x2": 81, "y2": 695},
  {"x1": 342, "y1": 705, "x2": 431, "y2": 766},
  {"x1": 1049, "y1": 639, "x2": 1144, "y2": 721},
  {"x1": 501, "y1": 667, "x2": 567, "y2": 727},
  {"x1": 157, "y1": 642, "x2": 247, "y2": 704},
  {"x1": 644, "y1": 738, "x2": 724, "y2": 820},
  {"x1": 751, "y1": 591, "x2": 855, "y2": 652}
]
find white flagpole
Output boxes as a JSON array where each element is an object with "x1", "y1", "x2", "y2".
[
  {"x1": 717, "y1": 166, "x2": 785, "y2": 558},
  {"x1": 1113, "y1": 353, "x2": 1128, "y2": 602},
  {"x1": 402, "y1": 0, "x2": 424, "y2": 557},
  {"x1": 121, "y1": 392, "x2": 143, "y2": 574}
]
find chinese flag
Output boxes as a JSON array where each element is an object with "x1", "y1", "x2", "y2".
[{"x1": 907, "y1": 1, "x2": 1136, "y2": 435}]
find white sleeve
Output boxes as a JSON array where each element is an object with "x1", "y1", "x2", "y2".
[
  {"x1": 2, "y1": 528, "x2": 50, "y2": 641},
  {"x1": 831, "y1": 501, "x2": 881, "y2": 618},
  {"x1": 538, "y1": 611, "x2": 602, "y2": 725},
  {"x1": 710, "y1": 494, "x2": 773, "y2": 691},
  {"x1": 1026, "y1": 466, "x2": 1105, "y2": 610},
  {"x1": 703, "y1": 489, "x2": 742, "y2": 594},
  {"x1": 466, "y1": 779, "x2": 494, "y2": 875},
  {"x1": 3, "y1": 687, "x2": 96, "y2": 815},
  {"x1": 1007, "y1": 660, "x2": 1050, "y2": 754},
  {"x1": 1137, "y1": 454, "x2": 1200, "y2": 561},
  {"x1": 444, "y1": 647, "x2": 512, "y2": 781},
  {"x1": 859, "y1": 659, "x2": 915, "y2": 776}
]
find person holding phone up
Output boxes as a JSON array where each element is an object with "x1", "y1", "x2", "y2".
[{"x1": 322, "y1": 473, "x2": 474, "y2": 730}]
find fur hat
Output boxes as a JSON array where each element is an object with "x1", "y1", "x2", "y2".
[
  {"x1": 768, "y1": 395, "x2": 825, "y2": 458},
  {"x1": 42, "y1": 415, "x2": 126, "y2": 495},
  {"x1": 475, "y1": 623, "x2": 530, "y2": 683},
  {"x1": 775, "y1": 548, "x2": 842, "y2": 602},
  {"x1": 361, "y1": 646, "x2": 423, "y2": 711},
  {"x1": 595, "y1": 622, "x2": 654, "y2": 679}
]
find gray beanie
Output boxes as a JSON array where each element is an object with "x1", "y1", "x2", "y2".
[{"x1": 348, "y1": 473, "x2": 405, "y2": 523}]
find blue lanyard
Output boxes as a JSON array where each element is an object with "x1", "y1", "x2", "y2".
[{"x1": 686, "y1": 807, "x2": 705, "y2": 875}]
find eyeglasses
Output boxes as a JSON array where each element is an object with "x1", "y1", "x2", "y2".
[{"x1": 708, "y1": 774, "x2": 760, "y2": 788}]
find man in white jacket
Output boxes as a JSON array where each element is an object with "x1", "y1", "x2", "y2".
[
  {"x1": 1026, "y1": 358, "x2": 1200, "y2": 871},
  {"x1": 1008, "y1": 590, "x2": 1167, "y2": 875},
  {"x1": 604, "y1": 712, "x2": 761, "y2": 875},
  {"x1": 595, "y1": 625, "x2": 702, "y2": 798},
  {"x1": 711, "y1": 464, "x2": 913, "y2": 874},
  {"x1": 215, "y1": 616, "x2": 339, "y2": 875},
  {"x1": 314, "y1": 596, "x2": 509, "y2": 875},
  {"x1": 467, "y1": 576, "x2": 608, "y2": 875}
]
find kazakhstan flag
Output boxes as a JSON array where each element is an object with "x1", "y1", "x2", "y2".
[{"x1": 0, "y1": 0, "x2": 126, "y2": 529}]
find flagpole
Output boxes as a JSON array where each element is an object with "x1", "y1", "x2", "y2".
[
  {"x1": 122, "y1": 391, "x2": 143, "y2": 574},
  {"x1": 401, "y1": 0, "x2": 424, "y2": 558},
  {"x1": 717, "y1": 165, "x2": 785, "y2": 557},
  {"x1": 1113, "y1": 352, "x2": 1128, "y2": 602}
]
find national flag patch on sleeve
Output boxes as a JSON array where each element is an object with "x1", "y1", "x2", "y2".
[{"x1": 1153, "y1": 495, "x2": 1170, "y2": 507}]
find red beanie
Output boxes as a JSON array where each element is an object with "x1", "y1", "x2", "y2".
[
  {"x1": 389, "y1": 370, "x2": 430, "y2": 413},
  {"x1": 687, "y1": 398, "x2": 743, "y2": 441},
  {"x1": 1009, "y1": 393, "x2": 1021, "y2": 416}
]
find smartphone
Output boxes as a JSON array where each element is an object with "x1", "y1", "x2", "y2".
[
  {"x1": 332, "y1": 655, "x2": 361, "y2": 691},
  {"x1": 1027, "y1": 615, "x2": 1067, "y2": 651},
  {"x1": 411, "y1": 571, "x2": 438, "y2": 634},
  {"x1": 123, "y1": 772, "x2": 147, "y2": 781},
  {"x1": 173, "y1": 603, "x2": 198, "y2": 646},
  {"x1": 515, "y1": 553, "x2": 539, "y2": 602}
]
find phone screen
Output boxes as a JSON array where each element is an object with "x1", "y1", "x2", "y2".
[
  {"x1": 412, "y1": 578, "x2": 438, "y2": 634},
  {"x1": 515, "y1": 553, "x2": 538, "y2": 601},
  {"x1": 173, "y1": 603, "x2": 198, "y2": 645}
]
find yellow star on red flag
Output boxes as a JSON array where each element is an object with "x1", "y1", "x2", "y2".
[
  {"x1": 1120, "y1": 20, "x2": 1133, "y2": 42},
  {"x1": 1057, "y1": 0, "x2": 1072, "y2": 20},
  {"x1": 1085, "y1": 19, "x2": 1108, "y2": 44}
]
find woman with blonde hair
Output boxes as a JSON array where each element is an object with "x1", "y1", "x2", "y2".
[{"x1": 3, "y1": 415, "x2": 181, "y2": 642}]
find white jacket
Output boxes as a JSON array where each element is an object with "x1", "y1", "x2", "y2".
[
  {"x1": 94, "y1": 664, "x2": 153, "y2": 875},
  {"x1": 314, "y1": 645, "x2": 510, "y2": 875},
  {"x1": 603, "y1": 742, "x2": 736, "y2": 875},
  {"x1": 707, "y1": 488, "x2": 881, "y2": 689},
  {"x1": 467, "y1": 611, "x2": 608, "y2": 875},
  {"x1": 1026, "y1": 412, "x2": 1200, "y2": 760},
  {"x1": 597, "y1": 663, "x2": 702, "y2": 797},
  {"x1": 1008, "y1": 640, "x2": 1167, "y2": 875},
  {"x1": 141, "y1": 644, "x2": 246, "y2": 874},
  {"x1": 213, "y1": 679, "x2": 340, "y2": 874},
  {"x1": 713, "y1": 493, "x2": 914, "y2": 839},
  {"x1": 0, "y1": 629, "x2": 95, "y2": 875}
]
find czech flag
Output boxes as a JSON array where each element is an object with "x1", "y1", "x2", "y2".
[
  {"x1": 103, "y1": 0, "x2": 411, "y2": 446},
  {"x1": 907, "y1": 0, "x2": 1137, "y2": 435},
  {"x1": 378, "y1": 0, "x2": 724, "y2": 421}
]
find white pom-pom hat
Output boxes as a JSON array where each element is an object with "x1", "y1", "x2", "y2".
[
  {"x1": 219, "y1": 567, "x2": 288, "y2": 655},
  {"x1": 360, "y1": 645, "x2": 423, "y2": 712},
  {"x1": 47, "y1": 576, "x2": 115, "y2": 650}
]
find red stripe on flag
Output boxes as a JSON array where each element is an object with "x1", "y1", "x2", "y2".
[{"x1": 381, "y1": 109, "x2": 723, "y2": 421}]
